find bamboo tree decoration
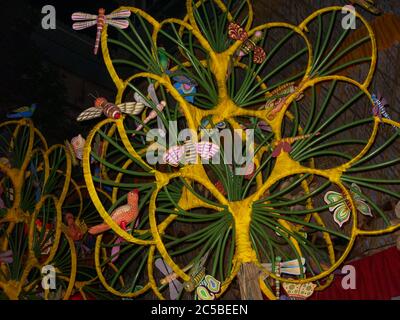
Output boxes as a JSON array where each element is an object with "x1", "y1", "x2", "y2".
[{"x1": 81, "y1": 0, "x2": 400, "y2": 300}]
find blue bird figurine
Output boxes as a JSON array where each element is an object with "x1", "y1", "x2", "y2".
[{"x1": 6, "y1": 103, "x2": 37, "y2": 119}]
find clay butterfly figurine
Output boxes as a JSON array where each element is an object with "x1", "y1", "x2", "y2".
[
  {"x1": 324, "y1": 183, "x2": 372, "y2": 228},
  {"x1": 163, "y1": 140, "x2": 220, "y2": 167},
  {"x1": 132, "y1": 84, "x2": 166, "y2": 136},
  {"x1": 228, "y1": 22, "x2": 266, "y2": 64},
  {"x1": 282, "y1": 282, "x2": 316, "y2": 300},
  {"x1": 72, "y1": 8, "x2": 131, "y2": 55},
  {"x1": 349, "y1": 0, "x2": 381, "y2": 14},
  {"x1": 77, "y1": 97, "x2": 145, "y2": 122},
  {"x1": 272, "y1": 133, "x2": 319, "y2": 158},
  {"x1": 6, "y1": 103, "x2": 37, "y2": 119}
]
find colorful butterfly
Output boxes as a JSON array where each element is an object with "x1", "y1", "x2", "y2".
[
  {"x1": 77, "y1": 97, "x2": 144, "y2": 121},
  {"x1": 163, "y1": 141, "x2": 219, "y2": 167},
  {"x1": 282, "y1": 282, "x2": 316, "y2": 300},
  {"x1": 228, "y1": 22, "x2": 266, "y2": 64},
  {"x1": 324, "y1": 183, "x2": 372, "y2": 228}
]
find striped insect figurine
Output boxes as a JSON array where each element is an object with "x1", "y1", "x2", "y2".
[
  {"x1": 77, "y1": 97, "x2": 144, "y2": 122},
  {"x1": 155, "y1": 259, "x2": 193, "y2": 300},
  {"x1": 72, "y1": 8, "x2": 131, "y2": 55},
  {"x1": 264, "y1": 83, "x2": 304, "y2": 120},
  {"x1": 163, "y1": 140, "x2": 219, "y2": 167},
  {"x1": 272, "y1": 133, "x2": 319, "y2": 157},
  {"x1": 324, "y1": 183, "x2": 372, "y2": 228},
  {"x1": 261, "y1": 257, "x2": 306, "y2": 299},
  {"x1": 132, "y1": 84, "x2": 167, "y2": 136},
  {"x1": 228, "y1": 22, "x2": 266, "y2": 64},
  {"x1": 371, "y1": 93, "x2": 396, "y2": 129}
]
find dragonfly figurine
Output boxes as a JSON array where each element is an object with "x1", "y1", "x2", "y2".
[
  {"x1": 324, "y1": 183, "x2": 372, "y2": 227},
  {"x1": 77, "y1": 97, "x2": 144, "y2": 122},
  {"x1": 163, "y1": 140, "x2": 220, "y2": 167},
  {"x1": 272, "y1": 133, "x2": 319, "y2": 158},
  {"x1": 156, "y1": 251, "x2": 221, "y2": 300},
  {"x1": 132, "y1": 84, "x2": 167, "y2": 136},
  {"x1": 228, "y1": 22, "x2": 266, "y2": 64},
  {"x1": 155, "y1": 258, "x2": 193, "y2": 300},
  {"x1": 262, "y1": 257, "x2": 306, "y2": 299},
  {"x1": 72, "y1": 8, "x2": 131, "y2": 55}
]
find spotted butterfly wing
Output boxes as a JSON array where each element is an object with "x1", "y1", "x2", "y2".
[{"x1": 77, "y1": 107, "x2": 103, "y2": 121}]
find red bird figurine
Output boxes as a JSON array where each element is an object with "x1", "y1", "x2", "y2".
[{"x1": 88, "y1": 189, "x2": 139, "y2": 235}]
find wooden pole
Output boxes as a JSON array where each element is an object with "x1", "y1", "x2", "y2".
[{"x1": 237, "y1": 262, "x2": 263, "y2": 300}]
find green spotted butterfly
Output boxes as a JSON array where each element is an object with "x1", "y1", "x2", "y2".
[{"x1": 324, "y1": 183, "x2": 372, "y2": 227}]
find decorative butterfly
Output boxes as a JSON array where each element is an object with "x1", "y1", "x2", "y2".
[
  {"x1": 324, "y1": 183, "x2": 372, "y2": 228},
  {"x1": 282, "y1": 282, "x2": 316, "y2": 300},
  {"x1": 228, "y1": 22, "x2": 266, "y2": 64},
  {"x1": 72, "y1": 8, "x2": 131, "y2": 55},
  {"x1": 77, "y1": 97, "x2": 144, "y2": 122},
  {"x1": 272, "y1": 133, "x2": 319, "y2": 157},
  {"x1": 132, "y1": 84, "x2": 166, "y2": 136},
  {"x1": 163, "y1": 141, "x2": 220, "y2": 167}
]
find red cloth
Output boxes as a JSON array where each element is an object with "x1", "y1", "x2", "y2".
[{"x1": 311, "y1": 246, "x2": 400, "y2": 300}]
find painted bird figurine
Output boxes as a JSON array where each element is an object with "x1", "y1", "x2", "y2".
[
  {"x1": 6, "y1": 103, "x2": 37, "y2": 119},
  {"x1": 88, "y1": 189, "x2": 139, "y2": 235},
  {"x1": 65, "y1": 212, "x2": 87, "y2": 241}
]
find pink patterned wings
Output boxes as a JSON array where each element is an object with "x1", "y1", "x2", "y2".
[{"x1": 163, "y1": 142, "x2": 220, "y2": 167}]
